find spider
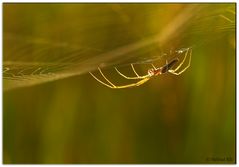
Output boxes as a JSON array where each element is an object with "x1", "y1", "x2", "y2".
[{"x1": 89, "y1": 47, "x2": 192, "y2": 89}]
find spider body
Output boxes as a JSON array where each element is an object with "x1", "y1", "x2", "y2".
[
  {"x1": 148, "y1": 58, "x2": 179, "y2": 76},
  {"x1": 90, "y1": 48, "x2": 192, "y2": 89},
  {"x1": 147, "y1": 68, "x2": 160, "y2": 76}
]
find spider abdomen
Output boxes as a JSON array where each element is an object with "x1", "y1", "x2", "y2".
[{"x1": 161, "y1": 58, "x2": 179, "y2": 74}]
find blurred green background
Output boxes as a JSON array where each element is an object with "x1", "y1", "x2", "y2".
[{"x1": 3, "y1": 3, "x2": 235, "y2": 164}]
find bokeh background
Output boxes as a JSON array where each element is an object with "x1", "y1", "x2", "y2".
[{"x1": 3, "y1": 3, "x2": 235, "y2": 164}]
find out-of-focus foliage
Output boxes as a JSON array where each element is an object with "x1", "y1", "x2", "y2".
[{"x1": 3, "y1": 3, "x2": 235, "y2": 164}]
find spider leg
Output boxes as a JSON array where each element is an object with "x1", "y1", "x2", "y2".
[
  {"x1": 89, "y1": 67, "x2": 121, "y2": 88},
  {"x1": 114, "y1": 67, "x2": 143, "y2": 79},
  {"x1": 89, "y1": 71, "x2": 115, "y2": 88},
  {"x1": 151, "y1": 64, "x2": 157, "y2": 69},
  {"x1": 90, "y1": 68, "x2": 151, "y2": 89},
  {"x1": 113, "y1": 77, "x2": 150, "y2": 89},
  {"x1": 168, "y1": 48, "x2": 192, "y2": 75},
  {"x1": 114, "y1": 63, "x2": 149, "y2": 79},
  {"x1": 97, "y1": 67, "x2": 116, "y2": 87},
  {"x1": 170, "y1": 48, "x2": 190, "y2": 72},
  {"x1": 131, "y1": 64, "x2": 140, "y2": 77}
]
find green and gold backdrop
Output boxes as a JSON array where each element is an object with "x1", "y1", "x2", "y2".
[{"x1": 3, "y1": 3, "x2": 236, "y2": 164}]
